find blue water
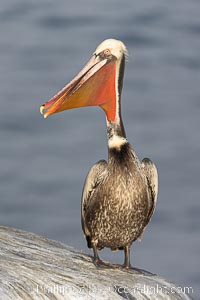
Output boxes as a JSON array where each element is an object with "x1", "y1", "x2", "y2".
[{"x1": 0, "y1": 0, "x2": 199, "y2": 298}]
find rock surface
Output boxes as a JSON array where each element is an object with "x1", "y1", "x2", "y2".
[{"x1": 0, "y1": 226, "x2": 193, "y2": 300}]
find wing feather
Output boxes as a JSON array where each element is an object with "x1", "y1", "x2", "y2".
[
  {"x1": 138, "y1": 158, "x2": 158, "y2": 240},
  {"x1": 142, "y1": 158, "x2": 158, "y2": 219},
  {"x1": 81, "y1": 160, "x2": 107, "y2": 246}
]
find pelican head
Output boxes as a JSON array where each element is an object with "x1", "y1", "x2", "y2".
[{"x1": 40, "y1": 39, "x2": 127, "y2": 121}]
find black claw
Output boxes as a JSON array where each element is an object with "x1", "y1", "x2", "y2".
[
  {"x1": 122, "y1": 263, "x2": 131, "y2": 270},
  {"x1": 93, "y1": 258, "x2": 110, "y2": 268}
]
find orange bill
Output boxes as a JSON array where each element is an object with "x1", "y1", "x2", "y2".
[{"x1": 40, "y1": 54, "x2": 117, "y2": 121}]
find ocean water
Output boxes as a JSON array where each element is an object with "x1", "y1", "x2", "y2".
[{"x1": 0, "y1": 0, "x2": 199, "y2": 298}]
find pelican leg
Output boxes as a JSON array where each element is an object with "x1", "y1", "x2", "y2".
[
  {"x1": 92, "y1": 244, "x2": 114, "y2": 268},
  {"x1": 123, "y1": 245, "x2": 131, "y2": 269},
  {"x1": 92, "y1": 244, "x2": 101, "y2": 263}
]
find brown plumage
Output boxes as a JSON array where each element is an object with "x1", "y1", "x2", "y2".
[{"x1": 82, "y1": 126, "x2": 158, "y2": 268}]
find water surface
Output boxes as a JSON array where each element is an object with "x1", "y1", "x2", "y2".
[{"x1": 0, "y1": 0, "x2": 199, "y2": 298}]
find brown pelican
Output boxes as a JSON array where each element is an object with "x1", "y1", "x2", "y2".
[{"x1": 40, "y1": 39, "x2": 158, "y2": 269}]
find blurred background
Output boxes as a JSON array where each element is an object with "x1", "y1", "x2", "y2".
[{"x1": 0, "y1": 0, "x2": 199, "y2": 298}]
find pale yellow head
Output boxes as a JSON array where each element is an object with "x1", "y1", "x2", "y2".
[{"x1": 94, "y1": 39, "x2": 128, "y2": 60}]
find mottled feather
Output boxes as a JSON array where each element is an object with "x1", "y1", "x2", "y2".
[
  {"x1": 137, "y1": 158, "x2": 158, "y2": 240},
  {"x1": 81, "y1": 143, "x2": 155, "y2": 252},
  {"x1": 81, "y1": 160, "x2": 107, "y2": 246}
]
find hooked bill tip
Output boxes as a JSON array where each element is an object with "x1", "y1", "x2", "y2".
[
  {"x1": 40, "y1": 105, "x2": 45, "y2": 115},
  {"x1": 40, "y1": 105, "x2": 49, "y2": 118}
]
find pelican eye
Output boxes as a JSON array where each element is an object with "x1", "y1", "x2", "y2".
[
  {"x1": 98, "y1": 49, "x2": 112, "y2": 60},
  {"x1": 103, "y1": 49, "x2": 111, "y2": 56}
]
